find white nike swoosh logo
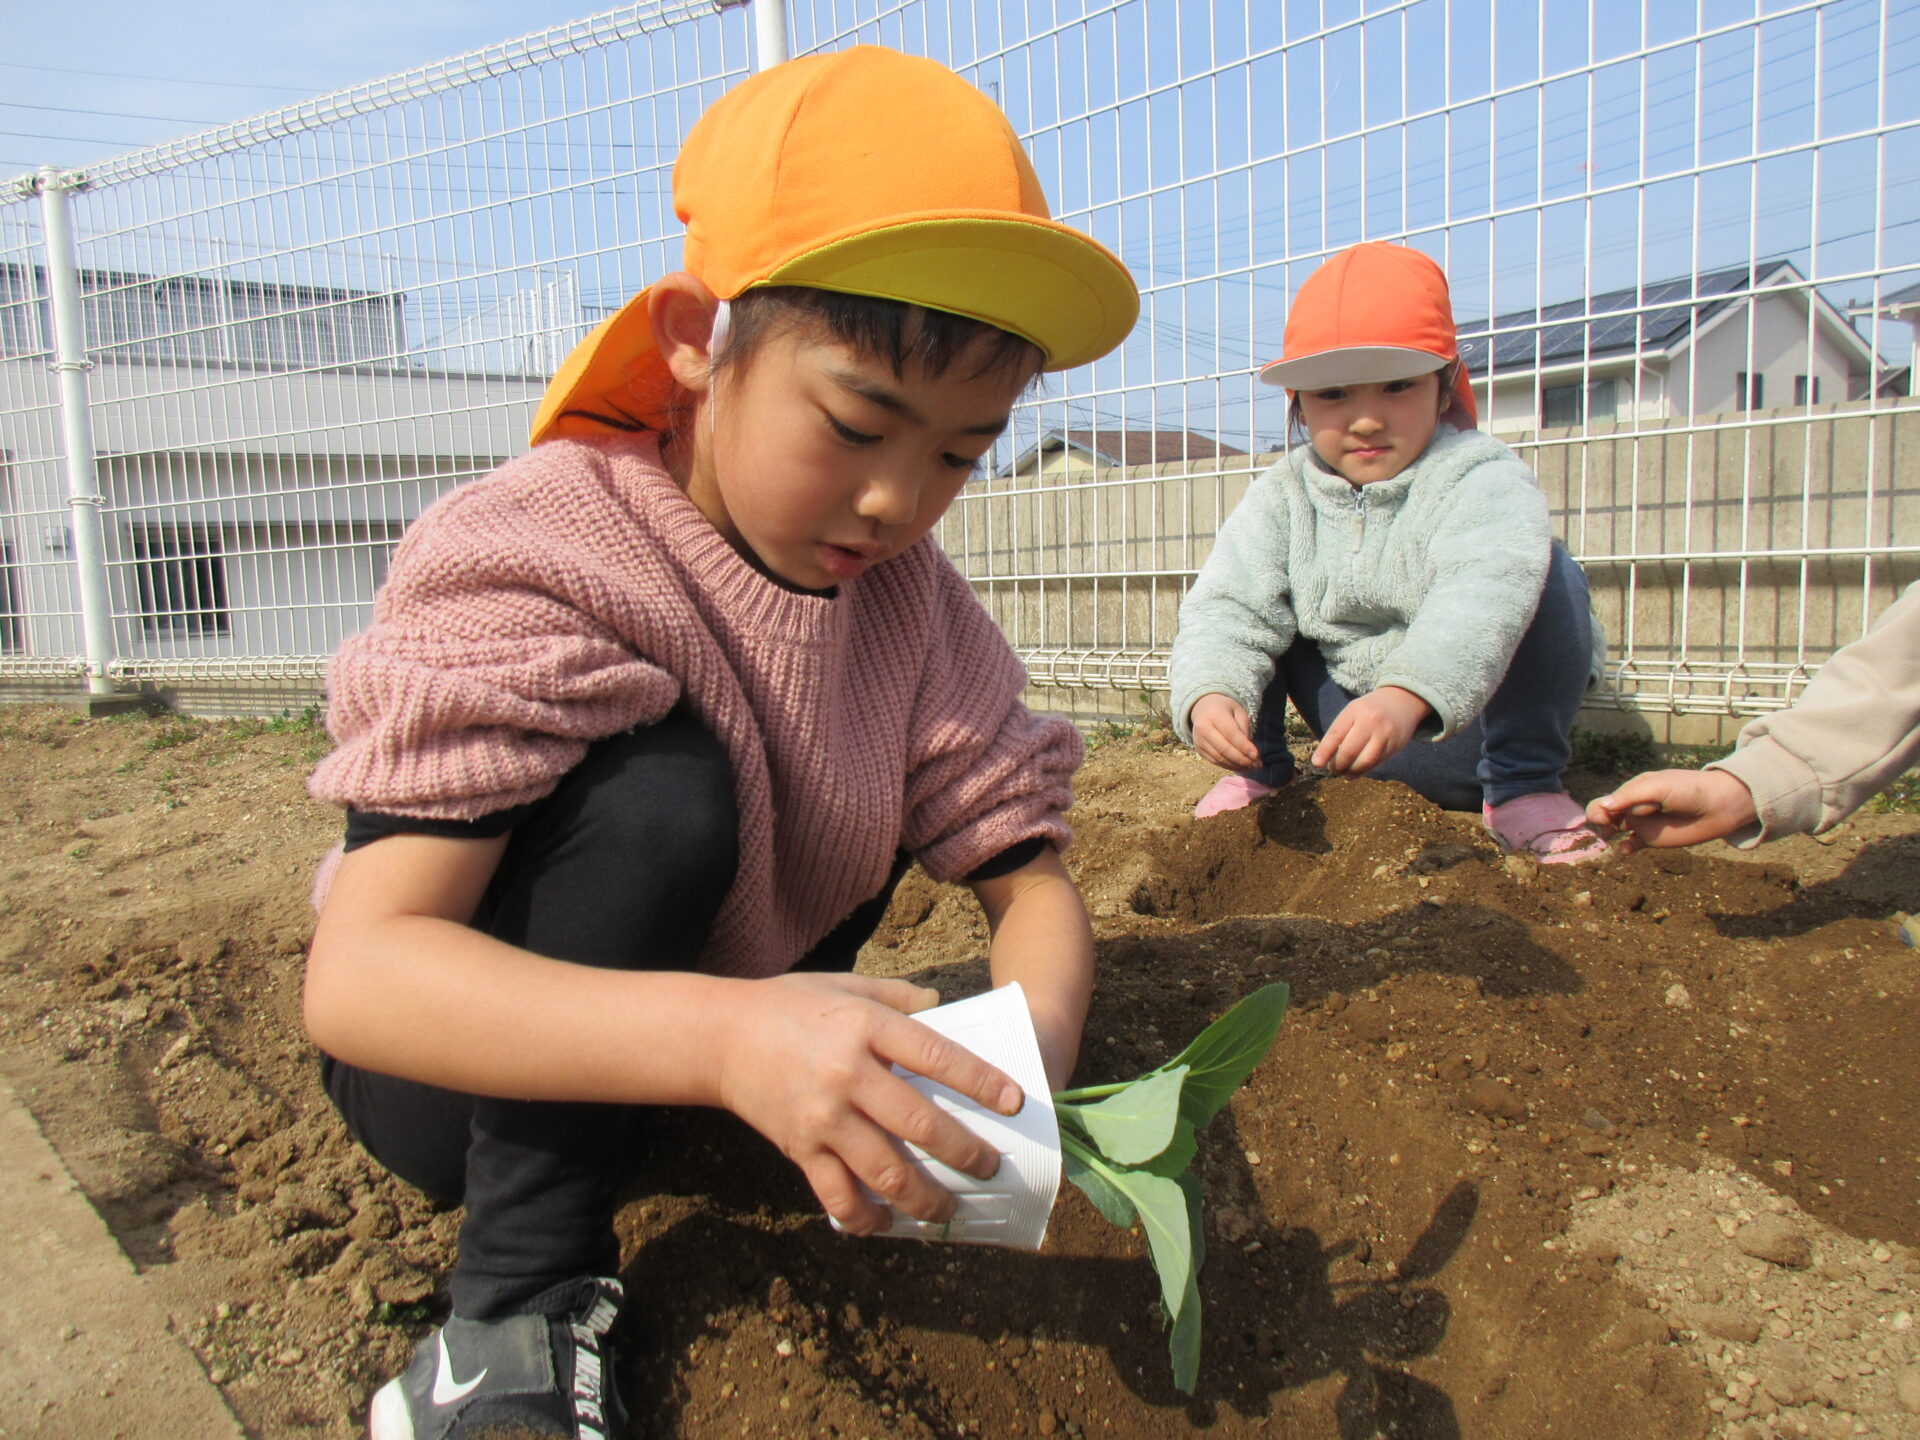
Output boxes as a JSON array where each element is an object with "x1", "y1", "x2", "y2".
[{"x1": 431, "y1": 1333, "x2": 488, "y2": 1406}]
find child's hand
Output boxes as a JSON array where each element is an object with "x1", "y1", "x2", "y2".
[
  {"x1": 1311, "y1": 686, "x2": 1428, "y2": 775},
  {"x1": 1584, "y1": 768, "x2": 1758, "y2": 852},
  {"x1": 715, "y1": 972, "x2": 1025, "y2": 1236},
  {"x1": 1190, "y1": 692, "x2": 1261, "y2": 770}
]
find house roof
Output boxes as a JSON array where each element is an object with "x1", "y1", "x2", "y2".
[
  {"x1": 1875, "y1": 277, "x2": 1920, "y2": 309},
  {"x1": 1008, "y1": 428, "x2": 1249, "y2": 471},
  {"x1": 1455, "y1": 259, "x2": 1874, "y2": 374}
]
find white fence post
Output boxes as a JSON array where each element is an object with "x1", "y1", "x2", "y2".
[
  {"x1": 750, "y1": 0, "x2": 787, "y2": 69},
  {"x1": 32, "y1": 166, "x2": 117, "y2": 697}
]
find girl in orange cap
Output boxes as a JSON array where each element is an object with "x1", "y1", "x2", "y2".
[
  {"x1": 1170, "y1": 241, "x2": 1608, "y2": 862},
  {"x1": 300, "y1": 46, "x2": 1137, "y2": 1440}
]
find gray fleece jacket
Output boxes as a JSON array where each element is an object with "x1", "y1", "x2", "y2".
[{"x1": 1171, "y1": 424, "x2": 1560, "y2": 743}]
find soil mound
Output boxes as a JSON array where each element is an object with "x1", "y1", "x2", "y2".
[{"x1": 3, "y1": 714, "x2": 1917, "y2": 1439}]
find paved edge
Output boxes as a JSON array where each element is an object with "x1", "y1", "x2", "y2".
[{"x1": 0, "y1": 1071, "x2": 246, "y2": 1439}]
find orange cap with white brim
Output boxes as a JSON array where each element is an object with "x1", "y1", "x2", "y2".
[
  {"x1": 530, "y1": 45, "x2": 1140, "y2": 444},
  {"x1": 1257, "y1": 242, "x2": 1477, "y2": 429}
]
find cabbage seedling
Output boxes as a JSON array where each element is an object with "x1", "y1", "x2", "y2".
[{"x1": 1052, "y1": 983, "x2": 1290, "y2": 1393}]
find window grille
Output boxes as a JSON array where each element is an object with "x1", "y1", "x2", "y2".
[{"x1": 131, "y1": 528, "x2": 229, "y2": 638}]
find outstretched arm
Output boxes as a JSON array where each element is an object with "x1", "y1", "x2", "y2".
[
  {"x1": 1591, "y1": 581, "x2": 1920, "y2": 849},
  {"x1": 1585, "y1": 768, "x2": 1758, "y2": 851}
]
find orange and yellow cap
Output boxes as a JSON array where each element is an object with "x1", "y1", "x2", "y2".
[
  {"x1": 531, "y1": 45, "x2": 1140, "y2": 444},
  {"x1": 1258, "y1": 242, "x2": 1477, "y2": 429}
]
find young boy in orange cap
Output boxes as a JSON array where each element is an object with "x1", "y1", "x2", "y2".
[
  {"x1": 1171, "y1": 241, "x2": 1608, "y2": 861},
  {"x1": 302, "y1": 46, "x2": 1137, "y2": 1439}
]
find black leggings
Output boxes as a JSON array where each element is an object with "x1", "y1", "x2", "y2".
[{"x1": 321, "y1": 710, "x2": 908, "y2": 1318}]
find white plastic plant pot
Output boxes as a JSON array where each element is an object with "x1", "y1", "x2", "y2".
[{"x1": 837, "y1": 981, "x2": 1062, "y2": 1251}]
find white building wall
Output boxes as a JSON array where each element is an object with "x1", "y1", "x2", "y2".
[
  {"x1": 1, "y1": 356, "x2": 546, "y2": 661},
  {"x1": 1480, "y1": 360, "x2": 1661, "y2": 435},
  {"x1": 1668, "y1": 295, "x2": 1857, "y2": 414}
]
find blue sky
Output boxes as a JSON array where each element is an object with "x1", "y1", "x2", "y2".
[
  {"x1": 1, "y1": 1, "x2": 614, "y2": 175},
  {"x1": 6, "y1": 0, "x2": 1916, "y2": 453}
]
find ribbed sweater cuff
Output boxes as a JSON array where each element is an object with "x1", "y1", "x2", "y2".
[{"x1": 919, "y1": 807, "x2": 1073, "y2": 886}]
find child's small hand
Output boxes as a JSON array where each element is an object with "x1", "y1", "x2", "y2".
[
  {"x1": 715, "y1": 972, "x2": 1024, "y2": 1236},
  {"x1": 1584, "y1": 768, "x2": 1757, "y2": 852},
  {"x1": 1190, "y1": 692, "x2": 1261, "y2": 770},
  {"x1": 1311, "y1": 686, "x2": 1428, "y2": 775}
]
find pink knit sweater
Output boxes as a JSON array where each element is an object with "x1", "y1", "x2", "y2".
[{"x1": 309, "y1": 432, "x2": 1080, "y2": 979}]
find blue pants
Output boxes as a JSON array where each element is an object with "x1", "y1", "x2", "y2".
[{"x1": 1245, "y1": 543, "x2": 1594, "y2": 811}]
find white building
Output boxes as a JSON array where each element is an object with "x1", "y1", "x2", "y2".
[
  {"x1": 997, "y1": 428, "x2": 1249, "y2": 481},
  {"x1": 1457, "y1": 260, "x2": 1888, "y2": 434},
  {"x1": 1, "y1": 262, "x2": 567, "y2": 669}
]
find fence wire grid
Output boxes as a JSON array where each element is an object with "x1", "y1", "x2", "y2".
[{"x1": 3, "y1": 0, "x2": 1917, "y2": 727}]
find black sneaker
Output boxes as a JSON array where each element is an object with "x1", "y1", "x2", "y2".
[{"x1": 367, "y1": 1276, "x2": 627, "y2": 1440}]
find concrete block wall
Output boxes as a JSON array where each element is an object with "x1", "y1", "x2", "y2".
[{"x1": 944, "y1": 397, "x2": 1920, "y2": 741}]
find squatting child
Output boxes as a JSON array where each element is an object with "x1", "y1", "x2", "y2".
[
  {"x1": 1169, "y1": 242, "x2": 1609, "y2": 863},
  {"x1": 302, "y1": 47, "x2": 1139, "y2": 1440}
]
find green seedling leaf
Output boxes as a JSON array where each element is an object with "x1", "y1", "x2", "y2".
[
  {"x1": 1053, "y1": 1103, "x2": 1093, "y2": 1143},
  {"x1": 1167, "y1": 1173, "x2": 1207, "y2": 1394},
  {"x1": 1149, "y1": 982, "x2": 1291, "y2": 1129},
  {"x1": 1061, "y1": 1134, "x2": 1136, "y2": 1228},
  {"x1": 1135, "y1": 1117, "x2": 1197, "y2": 1180},
  {"x1": 1063, "y1": 1138, "x2": 1191, "y2": 1320},
  {"x1": 1051, "y1": 983, "x2": 1291, "y2": 1396},
  {"x1": 1126, "y1": 1169, "x2": 1194, "y2": 1325},
  {"x1": 1069, "y1": 1064, "x2": 1188, "y2": 1165}
]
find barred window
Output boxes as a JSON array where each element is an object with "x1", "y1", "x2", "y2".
[
  {"x1": 133, "y1": 527, "x2": 229, "y2": 637},
  {"x1": 0, "y1": 538, "x2": 22, "y2": 653},
  {"x1": 1541, "y1": 378, "x2": 1617, "y2": 427}
]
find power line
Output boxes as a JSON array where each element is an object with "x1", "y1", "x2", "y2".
[
  {"x1": 1, "y1": 128, "x2": 189, "y2": 149},
  {"x1": 0, "y1": 60, "x2": 317, "y2": 94},
  {"x1": 0, "y1": 102, "x2": 220, "y2": 125}
]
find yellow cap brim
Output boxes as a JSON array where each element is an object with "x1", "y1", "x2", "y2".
[
  {"x1": 767, "y1": 215, "x2": 1138, "y2": 372},
  {"x1": 529, "y1": 215, "x2": 1138, "y2": 447}
]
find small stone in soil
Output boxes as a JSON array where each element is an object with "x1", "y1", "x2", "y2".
[
  {"x1": 1696, "y1": 1308, "x2": 1764, "y2": 1344},
  {"x1": 1736, "y1": 1216, "x2": 1812, "y2": 1270},
  {"x1": 1896, "y1": 1365, "x2": 1920, "y2": 1415}
]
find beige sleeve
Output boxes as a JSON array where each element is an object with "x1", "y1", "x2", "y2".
[{"x1": 1706, "y1": 581, "x2": 1920, "y2": 844}]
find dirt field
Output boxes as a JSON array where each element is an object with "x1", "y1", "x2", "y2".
[{"x1": 2, "y1": 705, "x2": 1917, "y2": 1440}]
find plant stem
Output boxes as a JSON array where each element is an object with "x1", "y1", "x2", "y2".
[
  {"x1": 1053, "y1": 1081, "x2": 1134, "y2": 1103},
  {"x1": 1059, "y1": 1129, "x2": 1102, "y2": 1167}
]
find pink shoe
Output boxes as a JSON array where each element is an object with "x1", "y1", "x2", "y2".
[
  {"x1": 1194, "y1": 773, "x2": 1277, "y2": 819},
  {"x1": 1483, "y1": 791, "x2": 1609, "y2": 864}
]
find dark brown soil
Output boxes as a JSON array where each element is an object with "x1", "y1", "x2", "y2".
[{"x1": 1, "y1": 707, "x2": 1915, "y2": 1439}]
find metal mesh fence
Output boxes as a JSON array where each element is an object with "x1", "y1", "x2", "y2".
[
  {"x1": 2, "y1": 1, "x2": 748, "y2": 693},
  {"x1": 2, "y1": 0, "x2": 1916, "y2": 728}
]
